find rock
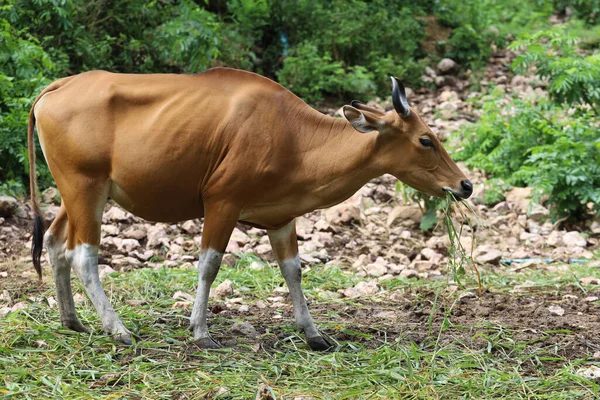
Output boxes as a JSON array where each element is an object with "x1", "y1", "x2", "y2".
[
  {"x1": 214, "y1": 279, "x2": 234, "y2": 297},
  {"x1": 492, "y1": 201, "x2": 510, "y2": 212},
  {"x1": 42, "y1": 187, "x2": 60, "y2": 204},
  {"x1": 122, "y1": 225, "x2": 146, "y2": 240},
  {"x1": 528, "y1": 203, "x2": 549, "y2": 221},
  {"x1": 126, "y1": 299, "x2": 147, "y2": 306},
  {"x1": 295, "y1": 216, "x2": 314, "y2": 237},
  {"x1": 181, "y1": 220, "x2": 201, "y2": 234},
  {"x1": 102, "y1": 224, "x2": 120, "y2": 236},
  {"x1": 98, "y1": 264, "x2": 116, "y2": 279},
  {"x1": 352, "y1": 254, "x2": 369, "y2": 269},
  {"x1": 438, "y1": 90, "x2": 458, "y2": 102},
  {"x1": 230, "y1": 228, "x2": 250, "y2": 245},
  {"x1": 411, "y1": 260, "x2": 434, "y2": 271},
  {"x1": 577, "y1": 366, "x2": 600, "y2": 381},
  {"x1": 11, "y1": 302, "x2": 28, "y2": 311},
  {"x1": 222, "y1": 254, "x2": 237, "y2": 267},
  {"x1": 168, "y1": 243, "x2": 184, "y2": 254},
  {"x1": 548, "y1": 305, "x2": 565, "y2": 316},
  {"x1": 120, "y1": 238, "x2": 140, "y2": 252},
  {"x1": 400, "y1": 269, "x2": 418, "y2": 278},
  {"x1": 519, "y1": 232, "x2": 543, "y2": 247},
  {"x1": 172, "y1": 301, "x2": 191, "y2": 309},
  {"x1": 111, "y1": 256, "x2": 141, "y2": 268},
  {"x1": 366, "y1": 263, "x2": 387, "y2": 277},
  {"x1": 230, "y1": 322, "x2": 258, "y2": 338},
  {"x1": 505, "y1": 187, "x2": 534, "y2": 214},
  {"x1": 103, "y1": 206, "x2": 132, "y2": 223},
  {"x1": 473, "y1": 245, "x2": 503, "y2": 265},
  {"x1": 0, "y1": 196, "x2": 18, "y2": 217},
  {"x1": 580, "y1": 277, "x2": 600, "y2": 286},
  {"x1": 421, "y1": 248, "x2": 443, "y2": 263},
  {"x1": 437, "y1": 58, "x2": 459, "y2": 74},
  {"x1": 254, "y1": 244, "x2": 272, "y2": 256},
  {"x1": 424, "y1": 66, "x2": 437, "y2": 78},
  {"x1": 591, "y1": 220, "x2": 600, "y2": 234},
  {"x1": 325, "y1": 199, "x2": 361, "y2": 225},
  {"x1": 314, "y1": 219, "x2": 333, "y2": 232},
  {"x1": 562, "y1": 231, "x2": 586, "y2": 247},
  {"x1": 132, "y1": 250, "x2": 154, "y2": 261},
  {"x1": 426, "y1": 235, "x2": 450, "y2": 251},
  {"x1": 387, "y1": 205, "x2": 422, "y2": 226},
  {"x1": 146, "y1": 225, "x2": 169, "y2": 247},
  {"x1": 340, "y1": 280, "x2": 380, "y2": 298},
  {"x1": 172, "y1": 291, "x2": 194, "y2": 301}
]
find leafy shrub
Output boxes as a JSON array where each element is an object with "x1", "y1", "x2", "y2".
[
  {"x1": 154, "y1": 0, "x2": 220, "y2": 73},
  {"x1": 456, "y1": 89, "x2": 600, "y2": 221},
  {"x1": 510, "y1": 29, "x2": 600, "y2": 115},
  {"x1": 274, "y1": 0, "x2": 425, "y2": 97},
  {"x1": 0, "y1": 16, "x2": 56, "y2": 195},
  {"x1": 276, "y1": 43, "x2": 347, "y2": 104},
  {"x1": 478, "y1": 178, "x2": 510, "y2": 206},
  {"x1": 443, "y1": 25, "x2": 494, "y2": 68},
  {"x1": 555, "y1": 0, "x2": 600, "y2": 24}
]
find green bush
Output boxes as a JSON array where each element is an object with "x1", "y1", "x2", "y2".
[
  {"x1": 0, "y1": 16, "x2": 56, "y2": 195},
  {"x1": 457, "y1": 89, "x2": 600, "y2": 221},
  {"x1": 555, "y1": 0, "x2": 600, "y2": 25},
  {"x1": 456, "y1": 28, "x2": 600, "y2": 222},
  {"x1": 511, "y1": 29, "x2": 600, "y2": 114}
]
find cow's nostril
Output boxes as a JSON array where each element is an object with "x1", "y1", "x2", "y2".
[{"x1": 461, "y1": 180, "x2": 473, "y2": 194}]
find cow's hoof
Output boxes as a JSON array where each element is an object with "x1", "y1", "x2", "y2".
[
  {"x1": 62, "y1": 319, "x2": 89, "y2": 333},
  {"x1": 307, "y1": 335, "x2": 332, "y2": 351},
  {"x1": 192, "y1": 336, "x2": 221, "y2": 349},
  {"x1": 115, "y1": 332, "x2": 133, "y2": 345}
]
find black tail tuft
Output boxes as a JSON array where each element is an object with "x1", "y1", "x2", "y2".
[{"x1": 32, "y1": 213, "x2": 44, "y2": 281}]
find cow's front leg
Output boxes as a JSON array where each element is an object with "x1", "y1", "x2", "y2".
[
  {"x1": 190, "y1": 204, "x2": 238, "y2": 348},
  {"x1": 268, "y1": 220, "x2": 331, "y2": 351}
]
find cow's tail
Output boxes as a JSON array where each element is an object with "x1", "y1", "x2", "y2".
[{"x1": 29, "y1": 80, "x2": 66, "y2": 281}]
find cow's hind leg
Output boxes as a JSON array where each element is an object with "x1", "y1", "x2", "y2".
[
  {"x1": 62, "y1": 179, "x2": 132, "y2": 344},
  {"x1": 44, "y1": 203, "x2": 88, "y2": 332},
  {"x1": 268, "y1": 220, "x2": 331, "y2": 351}
]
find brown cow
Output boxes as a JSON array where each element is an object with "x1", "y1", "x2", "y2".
[{"x1": 28, "y1": 68, "x2": 472, "y2": 350}]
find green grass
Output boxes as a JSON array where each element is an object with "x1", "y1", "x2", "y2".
[{"x1": 1, "y1": 256, "x2": 600, "y2": 399}]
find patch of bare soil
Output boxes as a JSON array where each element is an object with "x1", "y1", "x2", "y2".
[{"x1": 137, "y1": 284, "x2": 600, "y2": 373}]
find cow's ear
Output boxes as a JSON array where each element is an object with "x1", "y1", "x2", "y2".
[{"x1": 343, "y1": 106, "x2": 376, "y2": 133}]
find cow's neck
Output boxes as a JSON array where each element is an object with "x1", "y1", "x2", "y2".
[{"x1": 294, "y1": 108, "x2": 385, "y2": 209}]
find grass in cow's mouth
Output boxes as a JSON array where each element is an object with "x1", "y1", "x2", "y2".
[
  {"x1": 443, "y1": 192, "x2": 482, "y2": 292},
  {"x1": 2, "y1": 256, "x2": 600, "y2": 399}
]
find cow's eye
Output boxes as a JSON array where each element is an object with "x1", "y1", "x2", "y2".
[{"x1": 419, "y1": 137, "x2": 434, "y2": 148}]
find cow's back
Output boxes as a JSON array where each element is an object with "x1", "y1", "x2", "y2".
[{"x1": 34, "y1": 68, "x2": 300, "y2": 222}]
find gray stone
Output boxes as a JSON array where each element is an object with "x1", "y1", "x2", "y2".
[
  {"x1": 0, "y1": 196, "x2": 18, "y2": 217},
  {"x1": 214, "y1": 279, "x2": 234, "y2": 298},
  {"x1": 437, "y1": 58, "x2": 459, "y2": 74},
  {"x1": 230, "y1": 322, "x2": 258, "y2": 338}
]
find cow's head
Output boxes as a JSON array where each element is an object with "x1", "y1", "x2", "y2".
[{"x1": 342, "y1": 77, "x2": 472, "y2": 199}]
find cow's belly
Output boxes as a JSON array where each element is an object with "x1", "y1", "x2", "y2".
[{"x1": 108, "y1": 168, "x2": 204, "y2": 223}]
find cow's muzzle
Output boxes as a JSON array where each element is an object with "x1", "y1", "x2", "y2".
[{"x1": 443, "y1": 180, "x2": 473, "y2": 200}]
